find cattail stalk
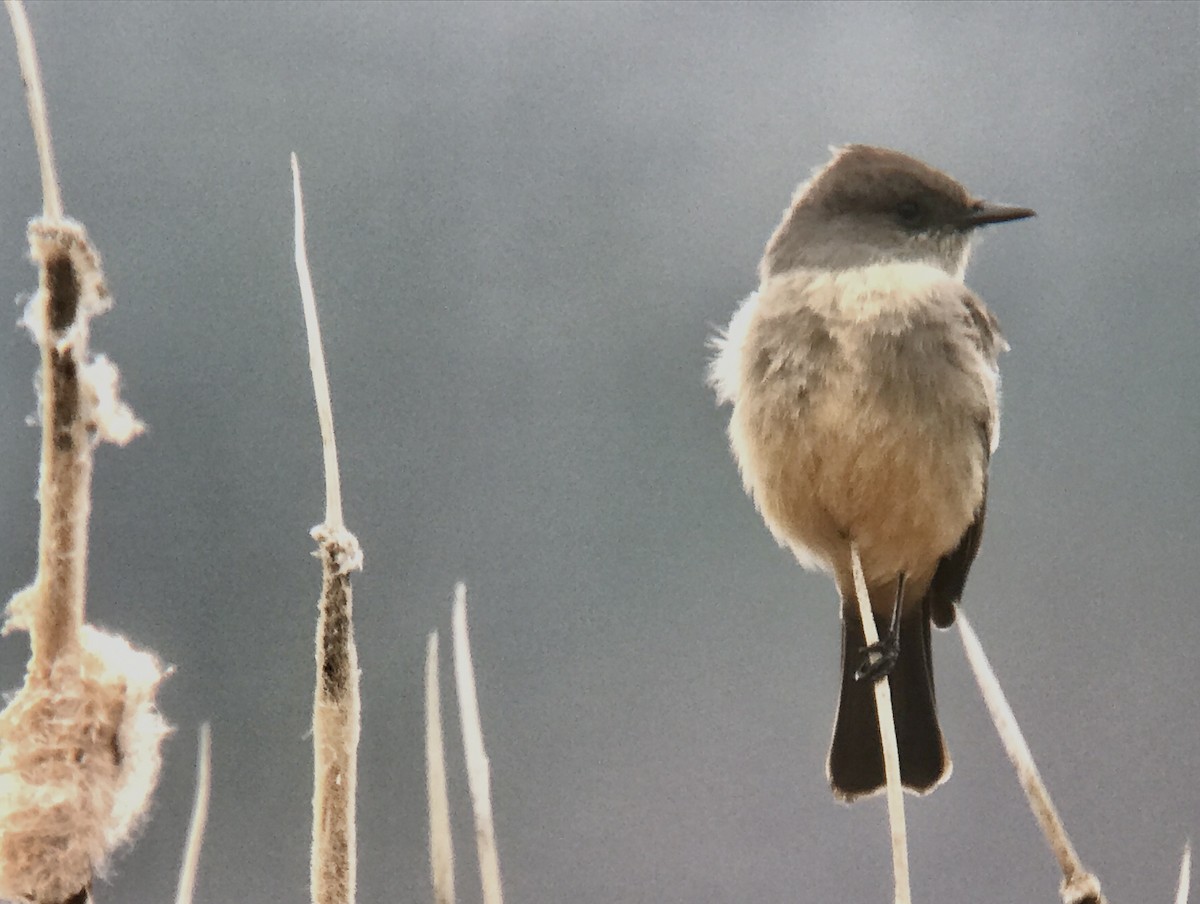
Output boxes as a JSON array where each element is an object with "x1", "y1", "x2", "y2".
[
  {"x1": 293, "y1": 154, "x2": 364, "y2": 904},
  {"x1": 0, "y1": 6, "x2": 165, "y2": 904}
]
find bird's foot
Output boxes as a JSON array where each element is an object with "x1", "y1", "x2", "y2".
[
  {"x1": 854, "y1": 573, "x2": 906, "y2": 682},
  {"x1": 855, "y1": 635, "x2": 899, "y2": 682}
]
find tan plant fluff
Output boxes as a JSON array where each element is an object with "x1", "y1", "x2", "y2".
[{"x1": 0, "y1": 626, "x2": 169, "y2": 903}]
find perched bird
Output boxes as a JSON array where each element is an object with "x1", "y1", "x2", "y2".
[{"x1": 708, "y1": 145, "x2": 1034, "y2": 801}]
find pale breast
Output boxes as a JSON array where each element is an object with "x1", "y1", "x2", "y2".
[{"x1": 711, "y1": 263, "x2": 1000, "y2": 581}]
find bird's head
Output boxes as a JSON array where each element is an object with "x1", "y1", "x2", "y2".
[{"x1": 761, "y1": 145, "x2": 1035, "y2": 280}]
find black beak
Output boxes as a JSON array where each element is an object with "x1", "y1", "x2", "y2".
[{"x1": 959, "y1": 200, "x2": 1036, "y2": 228}]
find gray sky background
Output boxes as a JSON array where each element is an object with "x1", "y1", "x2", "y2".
[{"x1": 0, "y1": 2, "x2": 1196, "y2": 902}]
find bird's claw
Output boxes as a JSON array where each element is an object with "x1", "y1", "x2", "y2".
[{"x1": 855, "y1": 639, "x2": 899, "y2": 682}]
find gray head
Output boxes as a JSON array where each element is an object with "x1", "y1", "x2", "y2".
[{"x1": 760, "y1": 145, "x2": 1035, "y2": 280}]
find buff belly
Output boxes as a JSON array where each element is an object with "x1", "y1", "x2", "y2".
[{"x1": 729, "y1": 380, "x2": 985, "y2": 593}]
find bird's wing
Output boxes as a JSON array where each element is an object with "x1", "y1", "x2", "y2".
[
  {"x1": 959, "y1": 288, "x2": 1006, "y2": 356},
  {"x1": 926, "y1": 289, "x2": 1006, "y2": 627},
  {"x1": 927, "y1": 475, "x2": 987, "y2": 628}
]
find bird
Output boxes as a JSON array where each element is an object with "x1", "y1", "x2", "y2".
[{"x1": 708, "y1": 144, "x2": 1034, "y2": 801}]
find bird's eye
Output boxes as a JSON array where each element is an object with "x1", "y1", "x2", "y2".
[{"x1": 895, "y1": 200, "x2": 923, "y2": 225}]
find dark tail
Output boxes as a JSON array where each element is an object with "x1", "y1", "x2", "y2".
[{"x1": 827, "y1": 600, "x2": 950, "y2": 802}]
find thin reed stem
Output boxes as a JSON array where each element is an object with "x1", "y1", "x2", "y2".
[
  {"x1": 174, "y1": 725, "x2": 212, "y2": 904},
  {"x1": 426, "y1": 632, "x2": 456, "y2": 904},
  {"x1": 849, "y1": 544, "x2": 910, "y2": 904},
  {"x1": 957, "y1": 613, "x2": 1105, "y2": 904},
  {"x1": 452, "y1": 585, "x2": 504, "y2": 904}
]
